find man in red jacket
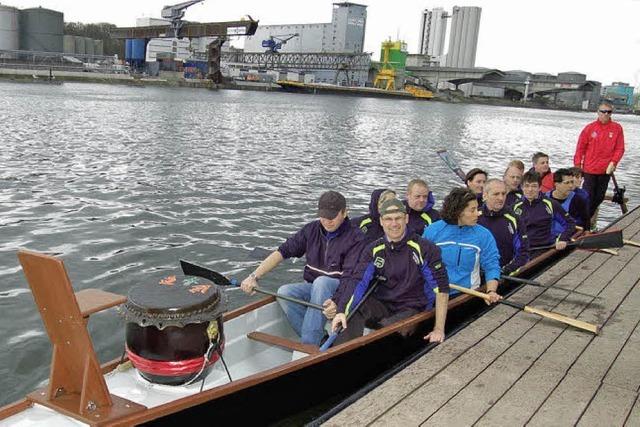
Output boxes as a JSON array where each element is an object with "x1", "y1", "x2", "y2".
[{"x1": 574, "y1": 101, "x2": 625, "y2": 220}]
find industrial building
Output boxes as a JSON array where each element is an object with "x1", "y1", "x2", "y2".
[
  {"x1": 416, "y1": 6, "x2": 481, "y2": 68},
  {"x1": 417, "y1": 8, "x2": 447, "y2": 62},
  {"x1": 243, "y1": 2, "x2": 366, "y2": 54},
  {"x1": 602, "y1": 82, "x2": 635, "y2": 112},
  {"x1": 0, "y1": 4, "x2": 107, "y2": 62},
  {"x1": 445, "y1": 6, "x2": 481, "y2": 68},
  {"x1": 227, "y1": 2, "x2": 370, "y2": 86}
]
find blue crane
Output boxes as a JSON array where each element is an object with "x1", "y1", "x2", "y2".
[{"x1": 261, "y1": 33, "x2": 299, "y2": 53}]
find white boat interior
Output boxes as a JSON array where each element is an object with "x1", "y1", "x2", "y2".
[{"x1": 1, "y1": 301, "x2": 304, "y2": 426}]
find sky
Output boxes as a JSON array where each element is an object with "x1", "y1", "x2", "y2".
[{"x1": 7, "y1": 0, "x2": 640, "y2": 87}]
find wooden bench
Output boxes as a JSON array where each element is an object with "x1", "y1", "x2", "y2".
[{"x1": 247, "y1": 331, "x2": 319, "y2": 354}]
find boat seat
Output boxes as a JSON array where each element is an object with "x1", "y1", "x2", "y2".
[
  {"x1": 75, "y1": 288, "x2": 127, "y2": 318},
  {"x1": 247, "y1": 332, "x2": 319, "y2": 354}
]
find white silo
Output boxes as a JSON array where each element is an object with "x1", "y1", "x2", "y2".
[{"x1": 0, "y1": 5, "x2": 20, "y2": 51}]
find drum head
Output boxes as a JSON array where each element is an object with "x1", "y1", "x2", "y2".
[{"x1": 120, "y1": 273, "x2": 228, "y2": 329}]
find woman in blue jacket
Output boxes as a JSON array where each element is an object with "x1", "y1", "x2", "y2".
[{"x1": 422, "y1": 187, "x2": 502, "y2": 304}]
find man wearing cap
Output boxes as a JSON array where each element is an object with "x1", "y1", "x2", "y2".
[
  {"x1": 240, "y1": 191, "x2": 363, "y2": 346},
  {"x1": 404, "y1": 178, "x2": 440, "y2": 236},
  {"x1": 331, "y1": 198, "x2": 450, "y2": 346}
]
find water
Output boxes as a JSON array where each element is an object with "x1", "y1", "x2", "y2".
[{"x1": 0, "y1": 81, "x2": 638, "y2": 406}]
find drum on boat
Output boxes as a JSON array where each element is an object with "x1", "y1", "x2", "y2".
[{"x1": 120, "y1": 274, "x2": 228, "y2": 386}]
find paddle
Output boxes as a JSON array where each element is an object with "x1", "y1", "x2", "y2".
[
  {"x1": 529, "y1": 229, "x2": 623, "y2": 251},
  {"x1": 179, "y1": 260, "x2": 324, "y2": 311},
  {"x1": 319, "y1": 276, "x2": 387, "y2": 352},
  {"x1": 437, "y1": 149, "x2": 466, "y2": 183},
  {"x1": 501, "y1": 275, "x2": 599, "y2": 299},
  {"x1": 610, "y1": 173, "x2": 628, "y2": 214},
  {"x1": 449, "y1": 284, "x2": 599, "y2": 334},
  {"x1": 624, "y1": 239, "x2": 640, "y2": 248}
]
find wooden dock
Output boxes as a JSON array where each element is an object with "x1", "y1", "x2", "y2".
[{"x1": 325, "y1": 206, "x2": 640, "y2": 426}]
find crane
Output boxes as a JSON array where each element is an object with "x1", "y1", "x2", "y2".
[
  {"x1": 161, "y1": 0, "x2": 205, "y2": 37},
  {"x1": 261, "y1": 33, "x2": 299, "y2": 53},
  {"x1": 110, "y1": 0, "x2": 258, "y2": 83}
]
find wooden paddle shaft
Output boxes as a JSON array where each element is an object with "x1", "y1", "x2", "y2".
[
  {"x1": 624, "y1": 239, "x2": 640, "y2": 248},
  {"x1": 449, "y1": 284, "x2": 599, "y2": 334},
  {"x1": 254, "y1": 287, "x2": 324, "y2": 311}
]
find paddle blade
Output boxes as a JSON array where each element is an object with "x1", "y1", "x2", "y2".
[
  {"x1": 574, "y1": 230, "x2": 623, "y2": 250},
  {"x1": 180, "y1": 260, "x2": 233, "y2": 286},
  {"x1": 436, "y1": 149, "x2": 467, "y2": 182}
]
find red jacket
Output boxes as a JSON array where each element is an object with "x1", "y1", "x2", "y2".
[
  {"x1": 574, "y1": 120, "x2": 625, "y2": 174},
  {"x1": 540, "y1": 171, "x2": 554, "y2": 193}
]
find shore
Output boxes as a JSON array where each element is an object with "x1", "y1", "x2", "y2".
[{"x1": 1, "y1": 67, "x2": 637, "y2": 114}]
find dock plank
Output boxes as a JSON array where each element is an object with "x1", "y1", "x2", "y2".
[
  {"x1": 576, "y1": 384, "x2": 638, "y2": 427},
  {"x1": 432, "y1": 240, "x2": 639, "y2": 426}
]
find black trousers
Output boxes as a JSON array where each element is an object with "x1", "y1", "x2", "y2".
[
  {"x1": 333, "y1": 297, "x2": 419, "y2": 346},
  {"x1": 582, "y1": 173, "x2": 610, "y2": 218}
]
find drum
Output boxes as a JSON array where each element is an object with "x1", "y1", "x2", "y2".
[{"x1": 120, "y1": 274, "x2": 228, "y2": 385}]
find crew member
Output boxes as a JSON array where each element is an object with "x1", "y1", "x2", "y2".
[
  {"x1": 465, "y1": 168, "x2": 487, "y2": 204},
  {"x1": 331, "y1": 199, "x2": 450, "y2": 345},
  {"x1": 504, "y1": 160, "x2": 524, "y2": 206},
  {"x1": 569, "y1": 167, "x2": 590, "y2": 222},
  {"x1": 240, "y1": 191, "x2": 362, "y2": 345},
  {"x1": 513, "y1": 171, "x2": 575, "y2": 257},
  {"x1": 531, "y1": 152, "x2": 554, "y2": 193},
  {"x1": 478, "y1": 179, "x2": 530, "y2": 276},
  {"x1": 352, "y1": 188, "x2": 397, "y2": 243},
  {"x1": 422, "y1": 187, "x2": 502, "y2": 302},
  {"x1": 404, "y1": 178, "x2": 440, "y2": 236},
  {"x1": 547, "y1": 168, "x2": 590, "y2": 231},
  {"x1": 574, "y1": 101, "x2": 625, "y2": 221}
]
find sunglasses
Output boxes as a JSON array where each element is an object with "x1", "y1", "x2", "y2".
[{"x1": 599, "y1": 109, "x2": 613, "y2": 114}]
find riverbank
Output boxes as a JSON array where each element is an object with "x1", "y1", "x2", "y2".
[{"x1": 4, "y1": 66, "x2": 637, "y2": 113}]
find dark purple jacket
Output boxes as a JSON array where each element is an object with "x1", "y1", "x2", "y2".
[
  {"x1": 405, "y1": 192, "x2": 441, "y2": 236},
  {"x1": 278, "y1": 218, "x2": 363, "y2": 284},
  {"x1": 351, "y1": 189, "x2": 386, "y2": 244},
  {"x1": 505, "y1": 188, "x2": 523, "y2": 207},
  {"x1": 513, "y1": 194, "x2": 576, "y2": 247},
  {"x1": 548, "y1": 191, "x2": 590, "y2": 229},
  {"x1": 478, "y1": 204, "x2": 530, "y2": 275},
  {"x1": 335, "y1": 232, "x2": 449, "y2": 314}
]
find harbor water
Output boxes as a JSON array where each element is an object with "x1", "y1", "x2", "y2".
[{"x1": 0, "y1": 81, "x2": 638, "y2": 407}]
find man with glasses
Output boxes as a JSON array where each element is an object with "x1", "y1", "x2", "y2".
[
  {"x1": 574, "y1": 101, "x2": 625, "y2": 224},
  {"x1": 513, "y1": 171, "x2": 575, "y2": 258},
  {"x1": 547, "y1": 168, "x2": 590, "y2": 231}
]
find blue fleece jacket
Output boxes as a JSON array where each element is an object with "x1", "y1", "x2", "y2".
[{"x1": 422, "y1": 220, "x2": 501, "y2": 291}]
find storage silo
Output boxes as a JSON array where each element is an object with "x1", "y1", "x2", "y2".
[
  {"x1": 0, "y1": 5, "x2": 20, "y2": 51},
  {"x1": 63, "y1": 35, "x2": 75, "y2": 54},
  {"x1": 84, "y1": 37, "x2": 94, "y2": 56},
  {"x1": 74, "y1": 35, "x2": 85, "y2": 55},
  {"x1": 19, "y1": 7, "x2": 64, "y2": 52},
  {"x1": 94, "y1": 39, "x2": 103, "y2": 56}
]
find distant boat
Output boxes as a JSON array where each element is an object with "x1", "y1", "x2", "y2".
[{"x1": 277, "y1": 80, "x2": 433, "y2": 100}]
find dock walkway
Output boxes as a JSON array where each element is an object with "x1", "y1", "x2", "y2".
[{"x1": 325, "y1": 206, "x2": 640, "y2": 426}]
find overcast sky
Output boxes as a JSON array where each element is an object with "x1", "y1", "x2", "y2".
[{"x1": 9, "y1": 0, "x2": 640, "y2": 87}]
